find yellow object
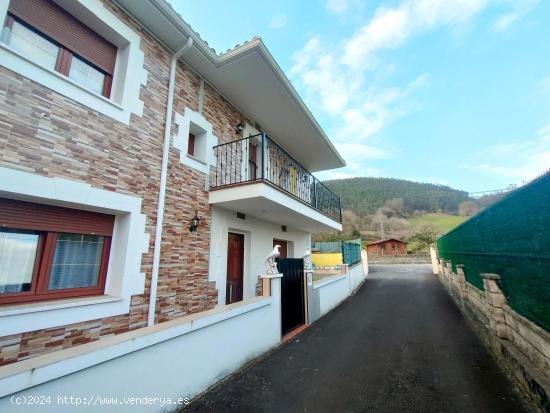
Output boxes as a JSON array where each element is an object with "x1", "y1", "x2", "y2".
[
  {"x1": 289, "y1": 167, "x2": 298, "y2": 195},
  {"x1": 312, "y1": 252, "x2": 343, "y2": 267}
]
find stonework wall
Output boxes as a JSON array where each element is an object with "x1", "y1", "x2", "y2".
[
  {"x1": 436, "y1": 259, "x2": 550, "y2": 412},
  {"x1": 367, "y1": 254, "x2": 431, "y2": 264},
  {"x1": 0, "y1": 0, "x2": 248, "y2": 365}
]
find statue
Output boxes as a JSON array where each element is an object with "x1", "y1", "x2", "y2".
[
  {"x1": 265, "y1": 245, "x2": 281, "y2": 274},
  {"x1": 302, "y1": 249, "x2": 312, "y2": 270}
]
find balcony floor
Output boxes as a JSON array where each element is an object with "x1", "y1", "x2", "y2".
[{"x1": 209, "y1": 181, "x2": 342, "y2": 233}]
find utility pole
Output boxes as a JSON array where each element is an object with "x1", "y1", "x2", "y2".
[{"x1": 379, "y1": 213, "x2": 385, "y2": 240}]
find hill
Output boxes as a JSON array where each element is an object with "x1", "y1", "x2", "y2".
[{"x1": 323, "y1": 177, "x2": 472, "y2": 216}]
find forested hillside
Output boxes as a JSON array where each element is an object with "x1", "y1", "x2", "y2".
[{"x1": 324, "y1": 177, "x2": 472, "y2": 215}]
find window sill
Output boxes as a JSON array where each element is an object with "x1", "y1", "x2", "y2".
[
  {"x1": 187, "y1": 154, "x2": 207, "y2": 165},
  {"x1": 0, "y1": 295, "x2": 122, "y2": 317}
]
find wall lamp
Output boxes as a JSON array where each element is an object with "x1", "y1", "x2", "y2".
[
  {"x1": 189, "y1": 211, "x2": 200, "y2": 232},
  {"x1": 235, "y1": 122, "x2": 244, "y2": 135}
]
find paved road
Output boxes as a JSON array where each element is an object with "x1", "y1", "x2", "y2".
[{"x1": 184, "y1": 265, "x2": 529, "y2": 413}]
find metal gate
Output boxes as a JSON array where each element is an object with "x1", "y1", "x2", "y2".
[{"x1": 277, "y1": 258, "x2": 305, "y2": 335}]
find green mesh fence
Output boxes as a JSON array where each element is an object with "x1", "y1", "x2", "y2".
[
  {"x1": 313, "y1": 241, "x2": 342, "y2": 253},
  {"x1": 342, "y1": 241, "x2": 361, "y2": 265},
  {"x1": 436, "y1": 170, "x2": 550, "y2": 331}
]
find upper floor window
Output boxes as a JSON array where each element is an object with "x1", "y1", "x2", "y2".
[
  {"x1": 0, "y1": 198, "x2": 113, "y2": 305},
  {"x1": 1, "y1": 0, "x2": 116, "y2": 98},
  {"x1": 187, "y1": 133, "x2": 196, "y2": 157}
]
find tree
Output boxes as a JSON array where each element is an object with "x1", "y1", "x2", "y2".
[
  {"x1": 458, "y1": 201, "x2": 479, "y2": 216},
  {"x1": 409, "y1": 225, "x2": 438, "y2": 253},
  {"x1": 383, "y1": 197, "x2": 406, "y2": 217}
]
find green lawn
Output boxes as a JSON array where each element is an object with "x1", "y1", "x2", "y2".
[
  {"x1": 406, "y1": 213, "x2": 468, "y2": 253},
  {"x1": 408, "y1": 213, "x2": 469, "y2": 234}
]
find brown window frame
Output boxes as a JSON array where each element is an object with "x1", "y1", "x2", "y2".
[
  {"x1": 3, "y1": 11, "x2": 114, "y2": 98},
  {"x1": 0, "y1": 199, "x2": 113, "y2": 305},
  {"x1": 187, "y1": 133, "x2": 196, "y2": 157}
]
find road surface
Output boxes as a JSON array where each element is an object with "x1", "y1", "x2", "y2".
[{"x1": 183, "y1": 264, "x2": 528, "y2": 413}]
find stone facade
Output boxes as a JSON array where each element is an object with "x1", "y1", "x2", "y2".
[
  {"x1": 0, "y1": 0, "x2": 248, "y2": 365},
  {"x1": 435, "y1": 258, "x2": 550, "y2": 413}
]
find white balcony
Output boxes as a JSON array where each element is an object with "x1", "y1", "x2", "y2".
[{"x1": 209, "y1": 134, "x2": 342, "y2": 233}]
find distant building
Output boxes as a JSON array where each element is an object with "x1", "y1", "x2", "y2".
[{"x1": 366, "y1": 239, "x2": 408, "y2": 256}]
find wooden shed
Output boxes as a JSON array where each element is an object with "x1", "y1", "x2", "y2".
[{"x1": 366, "y1": 239, "x2": 408, "y2": 256}]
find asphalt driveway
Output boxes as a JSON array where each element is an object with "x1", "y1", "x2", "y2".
[{"x1": 183, "y1": 264, "x2": 529, "y2": 413}]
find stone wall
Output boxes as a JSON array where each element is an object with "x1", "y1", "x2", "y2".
[
  {"x1": 0, "y1": 0, "x2": 247, "y2": 365},
  {"x1": 368, "y1": 254, "x2": 431, "y2": 264},
  {"x1": 436, "y1": 259, "x2": 550, "y2": 412}
]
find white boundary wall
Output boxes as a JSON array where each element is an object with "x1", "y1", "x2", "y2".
[
  {"x1": 309, "y1": 262, "x2": 365, "y2": 322},
  {"x1": 0, "y1": 280, "x2": 282, "y2": 413},
  {"x1": 348, "y1": 263, "x2": 364, "y2": 292},
  {"x1": 315, "y1": 275, "x2": 350, "y2": 317}
]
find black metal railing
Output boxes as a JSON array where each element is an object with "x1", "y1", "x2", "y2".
[{"x1": 211, "y1": 134, "x2": 342, "y2": 223}]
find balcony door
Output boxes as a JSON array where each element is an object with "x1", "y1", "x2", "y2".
[
  {"x1": 242, "y1": 123, "x2": 260, "y2": 182},
  {"x1": 226, "y1": 233, "x2": 244, "y2": 304},
  {"x1": 248, "y1": 141, "x2": 257, "y2": 181}
]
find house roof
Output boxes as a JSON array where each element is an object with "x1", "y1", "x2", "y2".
[
  {"x1": 366, "y1": 239, "x2": 408, "y2": 246},
  {"x1": 113, "y1": 0, "x2": 346, "y2": 172}
]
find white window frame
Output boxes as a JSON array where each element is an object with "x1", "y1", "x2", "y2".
[
  {"x1": 0, "y1": 0, "x2": 147, "y2": 125},
  {"x1": 174, "y1": 108, "x2": 218, "y2": 174},
  {"x1": 0, "y1": 167, "x2": 150, "y2": 336}
]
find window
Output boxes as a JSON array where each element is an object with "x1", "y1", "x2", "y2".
[
  {"x1": 7, "y1": 19, "x2": 59, "y2": 71},
  {"x1": 187, "y1": 133, "x2": 196, "y2": 157},
  {"x1": 2, "y1": 0, "x2": 116, "y2": 98},
  {"x1": 174, "y1": 109, "x2": 217, "y2": 174},
  {"x1": 187, "y1": 123, "x2": 207, "y2": 162},
  {"x1": 0, "y1": 198, "x2": 113, "y2": 305},
  {"x1": 0, "y1": 229, "x2": 40, "y2": 294},
  {"x1": 69, "y1": 56, "x2": 108, "y2": 96}
]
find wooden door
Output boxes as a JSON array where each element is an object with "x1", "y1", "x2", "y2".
[
  {"x1": 273, "y1": 239, "x2": 288, "y2": 258},
  {"x1": 226, "y1": 233, "x2": 244, "y2": 304}
]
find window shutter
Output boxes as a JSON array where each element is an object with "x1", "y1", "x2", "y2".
[
  {"x1": 0, "y1": 198, "x2": 114, "y2": 236},
  {"x1": 8, "y1": 0, "x2": 117, "y2": 74}
]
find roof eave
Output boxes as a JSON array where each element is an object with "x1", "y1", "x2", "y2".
[{"x1": 115, "y1": 0, "x2": 346, "y2": 170}]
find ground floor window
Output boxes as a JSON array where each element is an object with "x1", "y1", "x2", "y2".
[{"x1": 0, "y1": 198, "x2": 113, "y2": 304}]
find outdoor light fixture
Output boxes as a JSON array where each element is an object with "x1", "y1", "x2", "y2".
[
  {"x1": 235, "y1": 122, "x2": 244, "y2": 135},
  {"x1": 189, "y1": 211, "x2": 200, "y2": 232}
]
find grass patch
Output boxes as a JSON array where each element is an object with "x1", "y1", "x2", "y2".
[{"x1": 408, "y1": 213, "x2": 468, "y2": 234}]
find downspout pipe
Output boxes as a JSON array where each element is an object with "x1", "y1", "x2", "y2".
[{"x1": 148, "y1": 37, "x2": 194, "y2": 327}]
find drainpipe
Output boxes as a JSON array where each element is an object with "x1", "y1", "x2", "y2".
[{"x1": 148, "y1": 37, "x2": 194, "y2": 327}]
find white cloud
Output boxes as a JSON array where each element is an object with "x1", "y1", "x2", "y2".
[
  {"x1": 269, "y1": 13, "x2": 288, "y2": 29},
  {"x1": 326, "y1": 0, "x2": 348, "y2": 14},
  {"x1": 291, "y1": 0, "x2": 539, "y2": 180},
  {"x1": 493, "y1": 0, "x2": 539, "y2": 32},
  {"x1": 461, "y1": 126, "x2": 550, "y2": 182},
  {"x1": 342, "y1": 0, "x2": 488, "y2": 68},
  {"x1": 291, "y1": 0, "x2": 493, "y2": 181}
]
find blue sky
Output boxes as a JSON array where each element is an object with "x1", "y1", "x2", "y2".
[{"x1": 169, "y1": 0, "x2": 550, "y2": 192}]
